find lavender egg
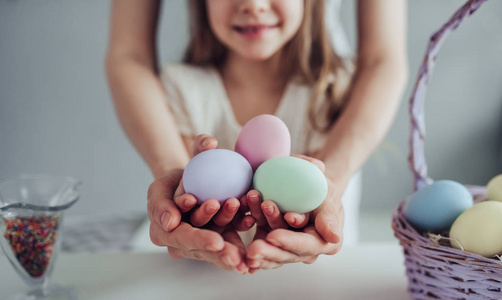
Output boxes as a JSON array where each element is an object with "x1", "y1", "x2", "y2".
[{"x1": 183, "y1": 149, "x2": 253, "y2": 204}]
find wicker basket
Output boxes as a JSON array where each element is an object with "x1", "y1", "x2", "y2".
[{"x1": 391, "y1": 0, "x2": 502, "y2": 299}]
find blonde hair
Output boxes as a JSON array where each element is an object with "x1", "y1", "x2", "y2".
[{"x1": 184, "y1": 0, "x2": 354, "y2": 133}]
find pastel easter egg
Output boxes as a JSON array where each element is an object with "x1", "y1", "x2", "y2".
[
  {"x1": 486, "y1": 174, "x2": 502, "y2": 202},
  {"x1": 183, "y1": 149, "x2": 253, "y2": 204},
  {"x1": 404, "y1": 180, "x2": 473, "y2": 232},
  {"x1": 253, "y1": 156, "x2": 328, "y2": 213},
  {"x1": 235, "y1": 114, "x2": 291, "y2": 171},
  {"x1": 450, "y1": 201, "x2": 502, "y2": 257}
]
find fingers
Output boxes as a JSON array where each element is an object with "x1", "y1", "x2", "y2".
[
  {"x1": 246, "y1": 228, "x2": 329, "y2": 270},
  {"x1": 222, "y1": 230, "x2": 246, "y2": 255},
  {"x1": 150, "y1": 221, "x2": 224, "y2": 252},
  {"x1": 167, "y1": 232, "x2": 247, "y2": 274},
  {"x1": 167, "y1": 247, "x2": 184, "y2": 259},
  {"x1": 174, "y1": 193, "x2": 198, "y2": 213},
  {"x1": 147, "y1": 171, "x2": 184, "y2": 232},
  {"x1": 253, "y1": 225, "x2": 269, "y2": 241},
  {"x1": 247, "y1": 239, "x2": 301, "y2": 264},
  {"x1": 173, "y1": 178, "x2": 198, "y2": 213},
  {"x1": 248, "y1": 227, "x2": 287, "y2": 272},
  {"x1": 216, "y1": 241, "x2": 247, "y2": 273},
  {"x1": 261, "y1": 200, "x2": 288, "y2": 230},
  {"x1": 192, "y1": 134, "x2": 218, "y2": 157},
  {"x1": 247, "y1": 190, "x2": 267, "y2": 226},
  {"x1": 238, "y1": 193, "x2": 248, "y2": 208},
  {"x1": 173, "y1": 241, "x2": 246, "y2": 273},
  {"x1": 222, "y1": 230, "x2": 249, "y2": 274},
  {"x1": 213, "y1": 198, "x2": 240, "y2": 227},
  {"x1": 292, "y1": 154, "x2": 326, "y2": 173},
  {"x1": 190, "y1": 199, "x2": 221, "y2": 227},
  {"x1": 314, "y1": 199, "x2": 344, "y2": 244},
  {"x1": 248, "y1": 259, "x2": 283, "y2": 270},
  {"x1": 265, "y1": 227, "x2": 341, "y2": 257},
  {"x1": 284, "y1": 212, "x2": 310, "y2": 228},
  {"x1": 232, "y1": 214, "x2": 256, "y2": 232},
  {"x1": 175, "y1": 195, "x2": 250, "y2": 228}
]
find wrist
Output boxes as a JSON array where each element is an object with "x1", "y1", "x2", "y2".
[
  {"x1": 152, "y1": 166, "x2": 183, "y2": 180},
  {"x1": 325, "y1": 172, "x2": 350, "y2": 202}
]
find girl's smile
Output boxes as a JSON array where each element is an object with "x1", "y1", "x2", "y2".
[
  {"x1": 231, "y1": 23, "x2": 281, "y2": 40},
  {"x1": 207, "y1": 0, "x2": 303, "y2": 61}
]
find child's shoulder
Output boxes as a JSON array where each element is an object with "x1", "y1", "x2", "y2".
[
  {"x1": 160, "y1": 62, "x2": 222, "y2": 107},
  {"x1": 161, "y1": 61, "x2": 216, "y2": 84}
]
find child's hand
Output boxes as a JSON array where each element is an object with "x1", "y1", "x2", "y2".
[
  {"x1": 245, "y1": 155, "x2": 344, "y2": 272},
  {"x1": 173, "y1": 179, "x2": 252, "y2": 229},
  {"x1": 148, "y1": 169, "x2": 249, "y2": 273},
  {"x1": 172, "y1": 134, "x2": 256, "y2": 229},
  {"x1": 147, "y1": 135, "x2": 253, "y2": 274}
]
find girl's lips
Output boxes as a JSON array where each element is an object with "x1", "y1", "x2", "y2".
[{"x1": 232, "y1": 24, "x2": 279, "y2": 39}]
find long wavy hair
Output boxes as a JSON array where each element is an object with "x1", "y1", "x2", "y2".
[{"x1": 184, "y1": 0, "x2": 354, "y2": 133}]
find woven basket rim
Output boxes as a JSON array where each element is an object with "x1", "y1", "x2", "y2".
[{"x1": 393, "y1": 198, "x2": 502, "y2": 268}]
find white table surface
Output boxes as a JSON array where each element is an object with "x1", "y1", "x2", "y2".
[{"x1": 0, "y1": 242, "x2": 410, "y2": 300}]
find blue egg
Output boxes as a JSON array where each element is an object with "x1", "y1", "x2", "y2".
[{"x1": 404, "y1": 180, "x2": 473, "y2": 232}]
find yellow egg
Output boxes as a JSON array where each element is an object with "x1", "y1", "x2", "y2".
[
  {"x1": 487, "y1": 174, "x2": 502, "y2": 202},
  {"x1": 449, "y1": 201, "x2": 502, "y2": 257}
]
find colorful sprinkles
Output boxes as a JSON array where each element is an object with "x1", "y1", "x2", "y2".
[{"x1": 3, "y1": 215, "x2": 59, "y2": 278}]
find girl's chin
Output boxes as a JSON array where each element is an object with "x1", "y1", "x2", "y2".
[{"x1": 233, "y1": 48, "x2": 281, "y2": 62}]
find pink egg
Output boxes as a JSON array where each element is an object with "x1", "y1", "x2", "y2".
[{"x1": 235, "y1": 114, "x2": 291, "y2": 171}]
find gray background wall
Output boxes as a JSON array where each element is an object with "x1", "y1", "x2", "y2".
[{"x1": 1, "y1": 0, "x2": 501, "y2": 218}]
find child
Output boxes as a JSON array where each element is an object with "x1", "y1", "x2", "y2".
[{"x1": 106, "y1": 0, "x2": 408, "y2": 274}]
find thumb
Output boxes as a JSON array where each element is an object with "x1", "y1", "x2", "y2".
[
  {"x1": 292, "y1": 154, "x2": 326, "y2": 173},
  {"x1": 314, "y1": 200, "x2": 344, "y2": 244},
  {"x1": 192, "y1": 134, "x2": 218, "y2": 157}
]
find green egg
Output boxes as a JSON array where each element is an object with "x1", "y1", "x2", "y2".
[{"x1": 253, "y1": 156, "x2": 328, "y2": 213}]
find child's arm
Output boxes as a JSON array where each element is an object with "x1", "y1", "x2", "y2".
[
  {"x1": 106, "y1": 1, "x2": 241, "y2": 226},
  {"x1": 105, "y1": 0, "x2": 249, "y2": 272},
  {"x1": 246, "y1": 0, "x2": 409, "y2": 269},
  {"x1": 105, "y1": 0, "x2": 190, "y2": 178},
  {"x1": 319, "y1": 0, "x2": 409, "y2": 193}
]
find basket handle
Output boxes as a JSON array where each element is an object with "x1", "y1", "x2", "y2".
[{"x1": 409, "y1": 0, "x2": 488, "y2": 192}]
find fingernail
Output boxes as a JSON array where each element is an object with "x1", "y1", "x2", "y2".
[
  {"x1": 328, "y1": 222, "x2": 338, "y2": 234},
  {"x1": 249, "y1": 195, "x2": 259, "y2": 204},
  {"x1": 263, "y1": 205, "x2": 274, "y2": 216},
  {"x1": 205, "y1": 243, "x2": 220, "y2": 251},
  {"x1": 227, "y1": 204, "x2": 238, "y2": 213},
  {"x1": 202, "y1": 138, "x2": 210, "y2": 147},
  {"x1": 206, "y1": 205, "x2": 218, "y2": 214},
  {"x1": 329, "y1": 222, "x2": 341, "y2": 242},
  {"x1": 244, "y1": 218, "x2": 255, "y2": 227},
  {"x1": 160, "y1": 212, "x2": 172, "y2": 230},
  {"x1": 184, "y1": 198, "x2": 196, "y2": 207}
]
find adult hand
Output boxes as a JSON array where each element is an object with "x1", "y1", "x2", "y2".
[
  {"x1": 245, "y1": 155, "x2": 345, "y2": 272},
  {"x1": 147, "y1": 135, "x2": 254, "y2": 274}
]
